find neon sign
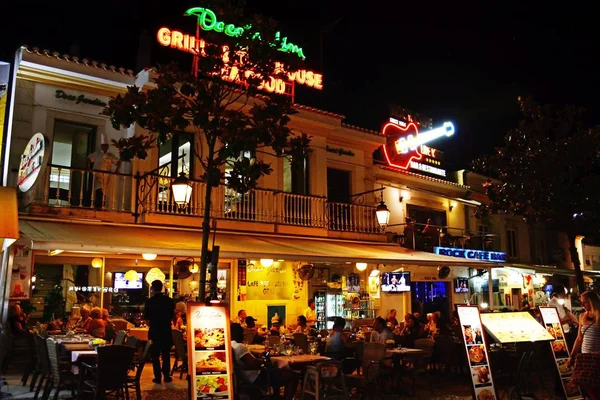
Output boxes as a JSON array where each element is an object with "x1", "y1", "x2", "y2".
[
  {"x1": 382, "y1": 119, "x2": 454, "y2": 172},
  {"x1": 156, "y1": 27, "x2": 323, "y2": 93},
  {"x1": 185, "y1": 7, "x2": 306, "y2": 60},
  {"x1": 434, "y1": 247, "x2": 506, "y2": 262}
]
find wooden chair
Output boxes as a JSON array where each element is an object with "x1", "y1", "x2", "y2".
[
  {"x1": 171, "y1": 330, "x2": 188, "y2": 379},
  {"x1": 80, "y1": 345, "x2": 135, "y2": 400},
  {"x1": 124, "y1": 341, "x2": 152, "y2": 400},
  {"x1": 45, "y1": 338, "x2": 77, "y2": 400}
]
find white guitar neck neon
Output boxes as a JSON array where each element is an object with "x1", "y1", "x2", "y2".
[{"x1": 395, "y1": 122, "x2": 455, "y2": 154}]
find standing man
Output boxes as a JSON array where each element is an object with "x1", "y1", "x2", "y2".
[
  {"x1": 304, "y1": 299, "x2": 317, "y2": 329},
  {"x1": 88, "y1": 135, "x2": 121, "y2": 209},
  {"x1": 144, "y1": 280, "x2": 174, "y2": 384}
]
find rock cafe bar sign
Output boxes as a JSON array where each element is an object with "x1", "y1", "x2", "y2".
[
  {"x1": 156, "y1": 7, "x2": 323, "y2": 95},
  {"x1": 382, "y1": 117, "x2": 454, "y2": 177}
]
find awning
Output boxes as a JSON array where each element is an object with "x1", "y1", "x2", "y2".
[
  {"x1": 510, "y1": 263, "x2": 600, "y2": 278},
  {"x1": 19, "y1": 219, "x2": 501, "y2": 267}
]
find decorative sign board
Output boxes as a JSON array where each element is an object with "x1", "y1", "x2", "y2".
[
  {"x1": 480, "y1": 312, "x2": 554, "y2": 343},
  {"x1": 539, "y1": 307, "x2": 583, "y2": 399},
  {"x1": 17, "y1": 133, "x2": 45, "y2": 192},
  {"x1": 187, "y1": 304, "x2": 233, "y2": 400},
  {"x1": 246, "y1": 262, "x2": 293, "y2": 300},
  {"x1": 457, "y1": 305, "x2": 497, "y2": 400}
]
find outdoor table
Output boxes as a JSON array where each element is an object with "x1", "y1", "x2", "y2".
[
  {"x1": 386, "y1": 347, "x2": 427, "y2": 356},
  {"x1": 270, "y1": 354, "x2": 331, "y2": 369},
  {"x1": 247, "y1": 344, "x2": 266, "y2": 355}
]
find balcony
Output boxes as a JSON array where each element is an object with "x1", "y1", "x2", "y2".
[
  {"x1": 386, "y1": 222, "x2": 502, "y2": 253},
  {"x1": 24, "y1": 166, "x2": 380, "y2": 236}
]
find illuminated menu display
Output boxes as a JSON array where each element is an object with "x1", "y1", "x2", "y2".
[
  {"x1": 539, "y1": 307, "x2": 582, "y2": 399},
  {"x1": 187, "y1": 304, "x2": 233, "y2": 399},
  {"x1": 457, "y1": 306, "x2": 497, "y2": 400},
  {"x1": 480, "y1": 312, "x2": 554, "y2": 343}
]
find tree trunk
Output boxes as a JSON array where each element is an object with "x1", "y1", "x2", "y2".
[{"x1": 567, "y1": 232, "x2": 585, "y2": 294}]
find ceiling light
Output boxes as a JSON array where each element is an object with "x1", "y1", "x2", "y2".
[
  {"x1": 356, "y1": 262, "x2": 368, "y2": 271},
  {"x1": 142, "y1": 253, "x2": 157, "y2": 261},
  {"x1": 260, "y1": 259, "x2": 274, "y2": 267},
  {"x1": 91, "y1": 258, "x2": 103, "y2": 269},
  {"x1": 189, "y1": 263, "x2": 199, "y2": 273}
]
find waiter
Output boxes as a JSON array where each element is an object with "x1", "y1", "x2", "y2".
[
  {"x1": 303, "y1": 299, "x2": 317, "y2": 329},
  {"x1": 144, "y1": 280, "x2": 175, "y2": 384}
]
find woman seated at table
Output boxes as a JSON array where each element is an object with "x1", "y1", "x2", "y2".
[
  {"x1": 87, "y1": 307, "x2": 106, "y2": 338},
  {"x1": 423, "y1": 312, "x2": 441, "y2": 339},
  {"x1": 294, "y1": 316, "x2": 314, "y2": 335},
  {"x1": 231, "y1": 323, "x2": 298, "y2": 400},
  {"x1": 73, "y1": 305, "x2": 92, "y2": 333},
  {"x1": 325, "y1": 317, "x2": 348, "y2": 359},
  {"x1": 399, "y1": 314, "x2": 421, "y2": 347},
  {"x1": 172, "y1": 309, "x2": 184, "y2": 330},
  {"x1": 7, "y1": 303, "x2": 30, "y2": 337},
  {"x1": 370, "y1": 317, "x2": 394, "y2": 344},
  {"x1": 386, "y1": 309, "x2": 399, "y2": 329}
]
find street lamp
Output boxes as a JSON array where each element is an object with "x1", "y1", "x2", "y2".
[
  {"x1": 171, "y1": 172, "x2": 193, "y2": 205},
  {"x1": 375, "y1": 200, "x2": 390, "y2": 229}
]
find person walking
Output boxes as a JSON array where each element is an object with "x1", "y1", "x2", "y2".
[{"x1": 144, "y1": 280, "x2": 175, "y2": 384}]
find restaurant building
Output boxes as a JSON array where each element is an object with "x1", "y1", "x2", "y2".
[{"x1": 0, "y1": 43, "x2": 512, "y2": 331}]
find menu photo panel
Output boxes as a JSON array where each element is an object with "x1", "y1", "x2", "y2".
[
  {"x1": 187, "y1": 304, "x2": 233, "y2": 400},
  {"x1": 457, "y1": 305, "x2": 497, "y2": 400},
  {"x1": 539, "y1": 306, "x2": 583, "y2": 400}
]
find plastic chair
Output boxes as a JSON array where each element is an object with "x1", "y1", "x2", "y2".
[{"x1": 80, "y1": 345, "x2": 136, "y2": 400}]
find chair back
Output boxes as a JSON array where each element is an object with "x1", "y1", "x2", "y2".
[
  {"x1": 134, "y1": 341, "x2": 152, "y2": 380},
  {"x1": 243, "y1": 330, "x2": 256, "y2": 344},
  {"x1": 414, "y1": 338, "x2": 435, "y2": 357},
  {"x1": 114, "y1": 330, "x2": 127, "y2": 345},
  {"x1": 35, "y1": 334, "x2": 51, "y2": 375},
  {"x1": 362, "y1": 342, "x2": 386, "y2": 370},
  {"x1": 293, "y1": 333, "x2": 309, "y2": 354},
  {"x1": 125, "y1": 335, "x2": 139, "y2": 348},
  {"x1": 97, "y1": 345, "x2": 136, "y2": 391},
  {"x1": 45, "y1": 338, "x2": 61, "y2": 385},
  {"x1": 104, "y1": 323, "x2": 116, "y2": 343},
  {"x1": 172, "y1": 329, "x2": 187, "y2": 360}
]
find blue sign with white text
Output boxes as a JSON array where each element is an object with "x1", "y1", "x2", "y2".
[{"x1": 434, "y1": 247, "x2": 506, "y2": 262}]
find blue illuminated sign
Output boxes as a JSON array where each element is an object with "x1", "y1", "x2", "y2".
[{"x1": 434, "y1": 247, "x2": 506, "y2": 262}]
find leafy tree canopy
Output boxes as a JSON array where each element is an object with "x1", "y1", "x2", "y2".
[{"x1": 472, "y1": 97, "x2": 600, "y2": 291}]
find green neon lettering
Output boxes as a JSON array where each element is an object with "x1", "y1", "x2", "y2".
[{"x1": 185, "y1": 7, "x2": 306, "y2": 59}]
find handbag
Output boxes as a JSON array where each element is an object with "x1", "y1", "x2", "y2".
[{"x1": 572, "y1": 352, "x2": 600, "y2": 387}]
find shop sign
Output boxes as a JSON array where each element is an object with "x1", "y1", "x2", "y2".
[
  {"x1": 186, "y1": 304, "x2": 233, "y2": 399},
  {"x1": 456, "y1": 305, "x2": 497, "y2": 400},
  {"x1": 68, "y1": 286, "x2": 119, "y2": 293},
  {"x1": 434, "y1": 246, "x2": 507, "y2": 262},
  {"x1": 246, "y1": 262, "x2": 293, "y2": 300},
  {"x1": 17, "y1": 133, "x2": 45, "y2": 192},
  {"x1": 10, "y1": 238, "x2": 33, "y2": 300},
  {"x1": 54, "y1": 90, "x2": 107, "y2": 107},
  {"x1": 539, "y1": 307, "x2": 583, "y2": 399},
  {"x1": 381, "y1": 118, "x2": 454, "y2": 175}
]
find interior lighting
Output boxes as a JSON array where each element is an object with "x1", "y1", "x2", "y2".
[
  {"x1": 356, "y1": 262, "x2": 368, "y2": 272},
  {"x1": 91, "y1": 258, "x2": 103, "y2": 269},
  {"x1": 260, "y1": 259, "x2": 274, "y2": 267},
  {"x1": 142, "y1": 253, "x2": 157, "y2": 261}
]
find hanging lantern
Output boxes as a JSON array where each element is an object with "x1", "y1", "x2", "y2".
[
  {"x1": 91, "y1": 258, "x2": 103, "y2": 269},
  {"x1": 124, "y1": 270, "x2": 139, "y2": 282},
  {"x1": 171, "y1": 173, "x2": 193, "y2": 206}
]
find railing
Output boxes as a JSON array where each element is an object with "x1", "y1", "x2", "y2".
[
  {"x1": 327, "y1": 202, "x2": 380, "y2": 233},
  {"x1": 38, "y1": 165, "x2": 133, "y2": 211},
  {"x1": 386, "y1": 222, "x2": 501, "y2": 252}
]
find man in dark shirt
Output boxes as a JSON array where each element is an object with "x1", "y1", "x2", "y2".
[{"x1": 144, "y1": 280, "x2": 175, "y2": 384}]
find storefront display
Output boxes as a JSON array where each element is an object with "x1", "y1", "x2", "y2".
[
  {"x1": 187, "y1": 304, "x2": 233, "y2": 400},
  {"x1": 539, "y1": 306, "x2": 582, "y2": 399},
  {"x1": 480, "y1": 312, "x2": 554, "y2": 343},
  {"x1": 457, "y1": 305, "x2": 497, "y2": 400}
]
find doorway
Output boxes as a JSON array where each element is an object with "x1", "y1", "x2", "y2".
[
  {"x1": 327, "y1": 168, "x2": 351, "y2": 230},
  {"x1": 50, "y1": 120, "x2": 96, "y2": 206}
]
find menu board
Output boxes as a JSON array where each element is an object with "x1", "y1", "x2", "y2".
[
  {"x1": 246, "y1": 262, "x2": 293, "y2": 300},
  {"x1": 457, "y1": 306, "x2": 497, "y2": 400},
  {"x1": 480, "y1": 312, "x2": 555, "y2": 343},
  {"x1": 539, "y1": 307, "x2": 582, "y2": 400},
  {"x1": 187, "y1": 304, "x2": 233, "y2": 400}
]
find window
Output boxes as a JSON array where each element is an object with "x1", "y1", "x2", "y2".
[
  {"x1": 327, "y1": 168, "x2": 351, "y2": 203},
  {"x1": 478, "y1": 225, "x2": 489, "y2": 235},
  {"x1": 283, "y1": 155, "x2": 309, "y2": 195},
  {"x1": 506, "y1": 229, "x2": 518, "y2": 258},
  {"x1": 158, "y1": 133, "x2": 193, "y2": 203}
]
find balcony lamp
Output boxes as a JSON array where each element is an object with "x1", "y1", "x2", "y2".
[
  {"x1": 171, "y1": 172, "x2": 193, "y2": 206},
  {"x1": 375, "y1": 200, "x2": 391, "y2": 229}
]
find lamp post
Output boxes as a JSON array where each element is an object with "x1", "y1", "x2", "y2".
[{"x1": 375, "y1": 200, "x2": 391, "y2": 229}]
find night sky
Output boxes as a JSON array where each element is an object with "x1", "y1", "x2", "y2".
[{"x1": 3, "y1": 1, "x2": 599, "y2": 169}]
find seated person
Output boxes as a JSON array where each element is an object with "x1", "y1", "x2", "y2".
[
  {"x1": 7, "y1": 304, "x2": 30, "y2": 337},
  {"x1": 87, "y1": 307, "x2": 106, "y2": 338},
  {"x1": 269, "y1": 323, "x2": 281, "y2": 337},
  {"x1": 246, "y1": 316, "x2": 266, "y2": 344},
  {"x1": 172, "y1": 309, "x2": 184, "y2": 330},
  {"x1": 231, "y1": 323, "x2": 298, "y2": 400},
  {"x1": 370, "y1": 317, "x2": 394, "y2": 344},
  {"x1": 386, "y1": 309, "x2": 399, "y2": 329},
  {"x1": 73, "y1": 305, "x2": 92, "y2": 333},
  {"x1": 400, "y1": 315, "x2": 421, "y2": 347},
  {"x1": 294, "y1": 315, "x2": 313, "y2": 335},
  {"x1": 325, "y1": 317, "x2": 348, "y2": 359}
]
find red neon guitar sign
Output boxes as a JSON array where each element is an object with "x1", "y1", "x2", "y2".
[{"x1": 382, "y1": 121, "x2": 455, "y2": 171}]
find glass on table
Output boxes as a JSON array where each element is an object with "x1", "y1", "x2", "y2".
[{"x1": 309, "y1": 341, "x2": 319, "y2": 355}]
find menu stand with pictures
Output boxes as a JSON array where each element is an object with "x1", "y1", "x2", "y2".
[
  {"x1": 539, "y1": 307, "x2": 583, "y2": 400},
  {"x1": 187, "y1": 304, "x2": 233, "y2": 399},
  {"x1": 456, "y1": 305, "x2": 497, "y2": 400}
]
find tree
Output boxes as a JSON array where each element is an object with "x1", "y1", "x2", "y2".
[
  {"x1": 472, "y1": 97, "x2": 600, "y2": 293},
  {"x1": 103, "y1": 1, "x2": 310, "y2": 300}
]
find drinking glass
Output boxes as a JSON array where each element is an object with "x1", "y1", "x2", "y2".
[
  {"x1": 285, "y1": 344, "x2": 293, "y2": 357},
  {"x1": 309, "y1": 342, "x2": 318, "y2": 355}
]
